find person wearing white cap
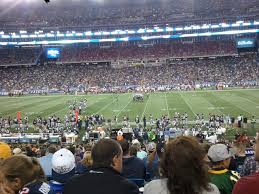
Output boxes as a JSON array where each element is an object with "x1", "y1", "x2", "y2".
[
  {"x1": 49, "y1": 148, "x2": 76, "y2": 194},
  {"x1": 208, "y1": 144, "x2": 240, "y2": 194}
]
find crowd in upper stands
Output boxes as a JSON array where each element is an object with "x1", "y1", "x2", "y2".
[
  {"x1": 0, "y1": 41, "x2": 237, "y2": 66},
  {"x1": 0, "y1": 48, "x2": 41, "y2": 66},
  {"x1": 59, "y1": 41, "x2": 237, "y2": 62}
]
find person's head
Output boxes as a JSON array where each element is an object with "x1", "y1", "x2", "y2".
[
  {"x1": 129, "y1": 145, "x2": 138, "y2": 157},
  {"x1": 147, "y1": 142, "x2": 156, "y2": 154},
  {"x1": 234, "y1": 142, "x2": 246, "y2": 156},
  {"x1": 68, "y1": 145, "x2": 75, "y2": 154},
  {"x1": 46, "y1": 144, "x2": 57, "y2": 155},
  {"x1": 52, "y1": 148, "x2": 75, "y2": 184},
  {"x1": 0, "y1": 155, "x2": 45, "y2": 193},
  {"x1": 0, "y1": 142, "x2": 12, "y2": 160},
  {"x1": 118, "y1": 139, "x2": 130, "y2": 156},
  {"x1": 92, "y1": 139, "x2": 122, "y2": 173},
  {"x1": 208, "y1": 144, "x2": 231, "y2": 169},
  {"x1": 160, "y1": 136, "x2": 210, "y2": 194},
  {"x1": 81, "y1": 151, "x2": 93, "y2": 167}
]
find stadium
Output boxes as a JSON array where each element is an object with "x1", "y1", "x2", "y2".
[{"x1": 0, "y1": 0, "x2": 259, "y2": 193}]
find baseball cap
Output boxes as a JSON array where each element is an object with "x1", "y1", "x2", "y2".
[
  {"x1": 13, "y1": 148, "x2": 22, "y2": 155},
  {"x1": 208, "y1": 144, "x2": 231, "y2": 162},
  {"x1": 0, "y1": 142, "x2": 12, "y2": 159},
  {"x1": 148, "y1": 142, "x2": 156, "y2": 152},
  {"x1": 52, "y1": 149, "x2": 75, "y2": 183}
]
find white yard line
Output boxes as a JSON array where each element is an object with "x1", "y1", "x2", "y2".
[
  {"x1": 202, "y1": 93, "x2": 226, "y2": 116},
  {"x1": 141, "y1": 94, "x2": 151, "y2": 119},
  {"x1": 236, "y1": 95, "x2": 259, "y2": 106},
  {"x1": 213, "y1": 93, "x2": 258, "y2": 117},
  {"x1": 116, "y1": 96, "x2": 132, "y2": 117},
  {"x1": 179, "y1": 92, "x2": 196, "y2": 117},
  {"x1": 164, "y1": 92, "x2": 170, "y2": 117},
  {"x1": 95, "y1": 98, "x2": 117, "y2": 114}
]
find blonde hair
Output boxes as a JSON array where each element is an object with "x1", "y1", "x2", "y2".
[
  {"x1": 0, "y1": 155, "x2": 45, "y2": 187},
  {"x1": 81, "y1": 151, "x2": 93, "y2": 167}
]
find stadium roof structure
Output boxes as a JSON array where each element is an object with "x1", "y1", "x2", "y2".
[{"x1": 0, "y1": 20, "x2": 259, "y2": 46}]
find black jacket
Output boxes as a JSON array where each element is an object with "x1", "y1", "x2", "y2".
[
  {"x1": 63, "y1": 166, "x2": 139, "y2": 194},
  {"x1": 122, "y1": 156, "x2": 146, "y2": 179}
]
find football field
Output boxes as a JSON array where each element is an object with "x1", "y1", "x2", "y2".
[{"x1": 0, "y1": 89, "x2": 259, "y2": 123}]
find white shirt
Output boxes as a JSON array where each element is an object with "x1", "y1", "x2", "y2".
[{"x1": 144, "y1": 179, "x2": 220, "y2": 194}]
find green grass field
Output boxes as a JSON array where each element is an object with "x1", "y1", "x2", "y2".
[{"x1": 0, "y1": 89, "x2": 258, "y2": 123}]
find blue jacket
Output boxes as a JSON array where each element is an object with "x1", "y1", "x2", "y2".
[{"x1": 38, "y1": 154, "x2": 53, "y2": 177}]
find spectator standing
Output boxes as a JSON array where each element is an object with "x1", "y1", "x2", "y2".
[
  {"x1": 119, "y1": 139, "x2": 146, "y2": 179},
  {"x1": 38, "y1": 145, "x2": 57, "y2": 177}
]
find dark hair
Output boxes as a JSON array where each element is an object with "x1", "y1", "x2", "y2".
[
  {"x1": 118, "y1": 139, "x2": 129, "y2": 156},
  {"x1": 92, "y1": 139, "x2": 122, "y2": 167},
  {"x1": 68, "y1": 146, "x2": 75, "y2": 154},
  {"x1": 160, "y1": 136, "x2": 211, "y2": 194},
  {"x1": 47, "y1": 144, "x2": 57, "y2": 154}
]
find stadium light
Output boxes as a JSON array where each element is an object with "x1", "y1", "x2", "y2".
[{"x1": 2, "y1": 35, "x2": 10, "y2": 38}]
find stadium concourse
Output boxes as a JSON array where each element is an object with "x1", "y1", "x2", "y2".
[{"x1": 1, "y1": 0, "x2": 259, "y2": 194}]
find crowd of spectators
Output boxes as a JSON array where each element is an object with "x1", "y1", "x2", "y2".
[
  {"x1": 59, "y1": 41, "x2": 237, "y2": 62},
  {"x1": 0, "y1": 48, "x2": 41, "y2": 66},
  {"x1": 1, "y1": 132, "x2": 259, "y2": 194},
  {"x1": 0, "y1": 41, "x2": 236, "y2": 66},
  {"x1": 0, "y1": 54, "x2": 258, "y2": 93}
]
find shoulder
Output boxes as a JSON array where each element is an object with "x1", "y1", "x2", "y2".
[
  {"x1": 202, "y1": 183, "x2": 220, "y2": 194},
  {"x1": 20, "y1": 182, "x2": 54, "y2": 194},
  {"x1": 234, "y1": 172, "x2": 259, "y2": 189},
  {"x1": 144, "y1": 179, "x2": 168, "y2": 194},
  {"x1": 118, "y1": 177, "x2": 139, "y2": 194},
  {"x1": 133, "y1": 156, "x2": 145, "y2": 164}
]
